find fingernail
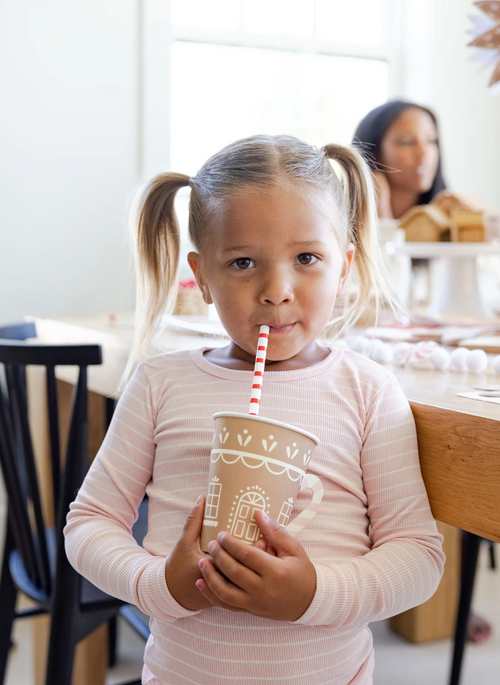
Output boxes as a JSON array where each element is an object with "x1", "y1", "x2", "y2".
[
  {"x1": 198, "y1": 559, "x2": 205, "y2": 569},
  {"x1": 196, "y1": 580, "x2": 203, "y2": 589},
  {"x1": 262, "y1": 511, "x2": 270, "y2": 521},
  {"x1": 196, "y1": 495, "x2": 203, "y2": 505},
  {"x1": 207, "y1": 541, "x2": 216, "y2": 553},
  {"x1": 216, "y1": 532, "x2": 226, "y2": 544}
]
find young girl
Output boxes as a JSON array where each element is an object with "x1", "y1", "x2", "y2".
[{"x1": 64, "y1": 135, "x2": 444, "y2": 685}]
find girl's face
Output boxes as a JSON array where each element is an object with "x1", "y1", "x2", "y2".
[
  {"x1": 380, "y1": 108, "x2": 439, "y2": 195},
  {"x1": 188, "y1": 185, "x2": 354, "y2": 367}
]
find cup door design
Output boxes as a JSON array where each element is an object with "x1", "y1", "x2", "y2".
[{"x1": 230, "y1": 491, "x2": 266, "y2": 542}]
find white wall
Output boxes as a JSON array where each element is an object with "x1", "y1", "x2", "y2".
[
  {"x1": 399, "y1": 0, "x2": 500, "y2": 212},
  {"x1": 0, "y1": 0, "x2": 139, "y2": 324}
]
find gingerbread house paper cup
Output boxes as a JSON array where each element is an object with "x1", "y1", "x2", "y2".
[{"x1": 200, "y1": 412, "x2": 323, "y2": 552}]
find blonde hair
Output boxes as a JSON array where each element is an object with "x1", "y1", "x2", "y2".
[{"x1": 124, "y1": 134, "x2": 399, "y2": 382}]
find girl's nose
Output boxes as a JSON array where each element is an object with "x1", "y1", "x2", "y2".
[{"x1": 258, "y1": 268, "x2": 294, "y2": 306}]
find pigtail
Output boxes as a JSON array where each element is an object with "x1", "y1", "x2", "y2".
[
  {"x1": 122, "y1": 172, "x2": 190, "y2": 386},
  {"x1": 323, "y1": 144, "x2": 402, "y2": 331}
]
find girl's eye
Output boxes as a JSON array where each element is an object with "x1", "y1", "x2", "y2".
[
  {"x1": 231, "y1": 258, "x2": 255, "y2": 270},
  {"x1": 296, "y1": 253, "x2": 318, "y2": 266}
]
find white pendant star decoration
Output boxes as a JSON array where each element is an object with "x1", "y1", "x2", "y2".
[{"x1": 468, "y1": 1, "x2": 500, "y2": 89}]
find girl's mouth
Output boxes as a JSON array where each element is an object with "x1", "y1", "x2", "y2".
[{"x1": 267, "y1": 323, "x2": 297, "y2": 334}]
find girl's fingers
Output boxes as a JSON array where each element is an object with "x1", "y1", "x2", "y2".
[
  {"x1": 198, "y1": 557, "x2": 248, "y2": 608},
  {"x1": 214, "y1": 533, "x2": 276, "y2": 575},
  {"x1": 181, "y1": 495, "x2": 205, "y2": 546},
  {"x1": 206, "y1": 541, "x2": 259, "y2": 592},
  {"x1": 195, "y1": 578, "x2": 245, "y2": 613}
]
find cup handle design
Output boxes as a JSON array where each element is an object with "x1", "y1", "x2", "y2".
[{"x1": 285, "y1": 474, "x2": 324, "y2": 537}]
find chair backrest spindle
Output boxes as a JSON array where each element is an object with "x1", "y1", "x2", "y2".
[
  {"x1": 0, "y1": 381, "x2": 41, "y2": 585},
  {"x1": 11, "y1": 364, "x2": 52, "y2": 595},
  {"x1": 46, "y1": 364, "x2": 61, "y2": 522},
  {"x1": 0, "y1": 340, "x2": 102, "y2": 601}
]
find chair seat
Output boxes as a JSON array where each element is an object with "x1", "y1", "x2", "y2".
[{"x1": 9, "y1": 528, "x2": 121, "y2": 610}]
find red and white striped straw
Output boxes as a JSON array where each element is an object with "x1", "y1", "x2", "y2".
[{"x1": 248, "y1": 325, "x2": 269, "y2": 415}]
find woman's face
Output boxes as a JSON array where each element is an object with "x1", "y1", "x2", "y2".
[{"x1": 379, "y1": 108, "x2": 440, "y2": 195}]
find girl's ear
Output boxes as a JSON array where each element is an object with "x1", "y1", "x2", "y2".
[
  {"x1": 336, "y1": 243, "x2": 355, "y2": 298},
  {"x1": 187, "y1": 251, "x2": 213, "y2": 305}
]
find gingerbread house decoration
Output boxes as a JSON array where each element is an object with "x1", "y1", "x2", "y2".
[
  {"x1": 430, "y1": 190, "x2": 472, "y2": 217},
  {"x1": 451, "y1": 212, "x2": 486, "y2": 243},
  {"x1": 431, "y1": 190, "x2": 489, "y2": 243},
  {"x1": 398, "y1": 205, "x2": 450, "y2": 242}
]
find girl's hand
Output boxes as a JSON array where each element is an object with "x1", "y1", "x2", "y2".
[
  {"x1": 196, "y1": 511, "x2": 316, "y2": 621},
  {"x1": 165, "y1": 496, "x2": 214, "y2": 611}
]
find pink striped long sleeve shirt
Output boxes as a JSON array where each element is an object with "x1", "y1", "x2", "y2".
[{"x1": 64, "y1": 347, "x2": 445, "y2": 685}]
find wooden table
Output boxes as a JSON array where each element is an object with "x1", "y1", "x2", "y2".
[{"x1": 28, "y1": 315, "x2": 500, "y2": 679}]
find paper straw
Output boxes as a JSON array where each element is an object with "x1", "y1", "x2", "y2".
[{"x1": 249, "y1": 325, "x2": 269, "y2": 415}]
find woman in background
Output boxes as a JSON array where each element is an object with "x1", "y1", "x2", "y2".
[
  {"x1": 353, "y1": 100, "x2": 492, "y2": 644},
  {"x1": 353, "y1": 100, "x2": 446, "y2": 220}
]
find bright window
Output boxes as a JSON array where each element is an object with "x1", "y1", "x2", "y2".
[
  {"x1": 167, "y1": 0, "x2": 392, "y2": 268},
  {"x1": 170, "y1": 42, "x2": 388, "y2": 174}
]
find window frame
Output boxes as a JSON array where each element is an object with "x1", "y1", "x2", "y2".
[{"x1": 139, "y1": 0, "x2": 403, "y2": 176}]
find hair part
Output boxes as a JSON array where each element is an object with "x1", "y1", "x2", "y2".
[{"x1": 124, "y1": 135, "x2": 401, "y2": 384}]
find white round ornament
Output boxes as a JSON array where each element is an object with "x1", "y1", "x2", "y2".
[
  {"x1": 450, "y1": 347, "x2": 470, "y2": 371},
  {"x1": 393, "y1": 342, "x2": 413, "y2": 365},
  {"x1": 492, "y1": 355, "x2": 500, "y2": 375},
  {"x1": 466, "y1": 349, "x2": 488, "y2": 373},
  {"x1": 380, "y1": 343, "x2": 394, "y2": 363},
  {"x1": 351, "y1": 336, "x2": 370, "y2": 356},
  {"x1": 430, "y1": 347, "x2": 451, "y2": 370},
  {"x1": 368, "y1": 339, "x2": 386, "y2": 362}
]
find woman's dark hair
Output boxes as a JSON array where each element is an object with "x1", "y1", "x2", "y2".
[{"x1": 352, "y1": 100, "x2": 446, "y2": 205}]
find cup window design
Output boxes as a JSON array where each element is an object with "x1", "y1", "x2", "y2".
[
  {"x1": 277, "y1": 498, "x2": 294, "y2": 526},
  {"x1": 206, "y1": 481, "x2": 222, "y2": 519}
]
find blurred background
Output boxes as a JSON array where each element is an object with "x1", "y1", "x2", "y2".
[{"x1": 1, "y1": 0, "x2": 500, "y2": 322}]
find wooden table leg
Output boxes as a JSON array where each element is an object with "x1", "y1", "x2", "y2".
[
  {"x1": 388, "y1": 521, "x2": 461, "y2": 642},
  {"x1": 33, "y1": 619, "x2": 108, "y2": 685}
]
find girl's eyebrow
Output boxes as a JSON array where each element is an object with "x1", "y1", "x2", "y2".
[
  {"x1": 220, "y1": 245, "x2": 250, "y2": 254},
  {"x1": 221, "y1": 240, "x2": 328, "y2": 254},
  {"x1": 291, "y1": 240, "x2": 328, "y2": 247}
]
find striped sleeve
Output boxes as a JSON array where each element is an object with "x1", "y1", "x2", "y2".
[
  {"x1": 294, "y1": 376, "x2": 445, "y2": 628},
  {"x1": 63, "y1": 363, "x2": 201, "y2": 622}
]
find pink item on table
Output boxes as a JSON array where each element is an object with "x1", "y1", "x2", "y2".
[
  {"x1": 178, "y1": 278, "x2": 198, "y2": 289},
  {"x1": 395, "y1": 340, "x2": 439, "y2": 365}
]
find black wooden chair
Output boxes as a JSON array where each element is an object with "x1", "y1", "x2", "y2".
[{"x1": 0, "y1": 338, "x2": 141, "y2": 685}]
